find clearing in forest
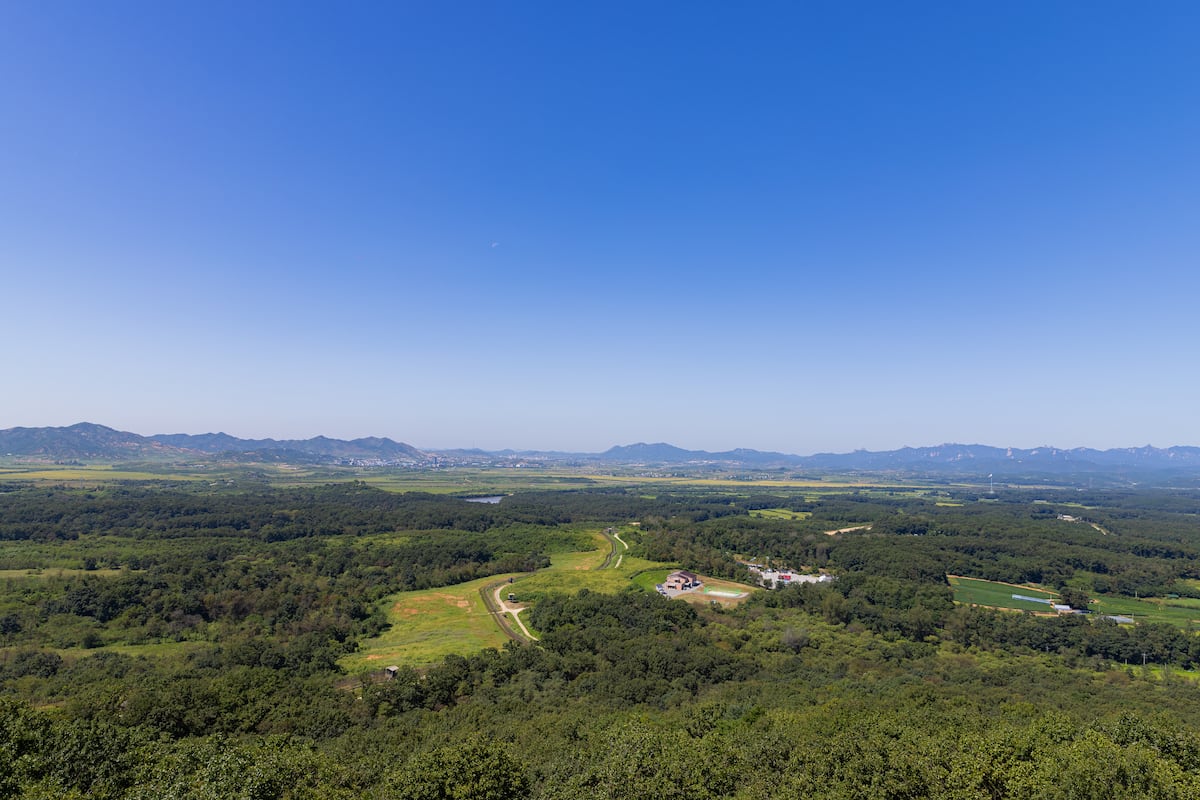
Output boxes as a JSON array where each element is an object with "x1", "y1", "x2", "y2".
[
  {"x1": 950, "y1": 575, "x2": 1200, "y2": 628},
  {"x1": 749, "y1": 508, "x2": 812, "y2": 520},
  {"x1": 949, "y1": 576, "x2": 1060, "y2": 612},
  {"x1": 346, "y1": 524, "x2": 754, "y2": 668},
  {"x1": 341, "y1": 574, "x2": 516, "y2": 670}
]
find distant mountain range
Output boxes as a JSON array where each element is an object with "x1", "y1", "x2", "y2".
[
  {"x1": 3, "y1": 424, "x2": 1200, "y2": 480},
  {"x1": 0, "y1": 423, "x2": 424, "y2": 463},
  {"x1": 593, "y1": 441, "x2": 1200, "y2": 476},
  {"x1": 152, "y1": 431, "x2": 425, "y2": 461}
]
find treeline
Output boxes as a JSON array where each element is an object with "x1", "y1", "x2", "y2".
[
  {"x1": 0, "y1": 530, "x2": 556, "y2": 653},
  {"x1": 0, "y1": 484, "x2": 755, "y2": 551}
]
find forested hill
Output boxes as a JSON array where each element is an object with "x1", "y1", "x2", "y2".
[
  {"x1": 0, "y1": 423, "x2": 425, "y2": 463},
  {"x1": 0, "y1": 423, "x2": 186, "y2": 459},
  {"x1": 151, "y1": 432, "x2": 425, "y2": 461}
]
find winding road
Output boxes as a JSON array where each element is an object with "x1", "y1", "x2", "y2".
[
  {"x1": 610, "y1": 528, "x2": 629, "y2": 568},
  {"x1": 482, "y1": 527, "x2": 632, "y2": 643},
  {"x1": 491, "y1": 583, "x2": 538, "y2": 641}
]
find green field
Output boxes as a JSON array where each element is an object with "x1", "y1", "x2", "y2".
[
  {"x1": 344, "y1": 523, "x2": 762, "y2": 668},
  {"x1": 345, "y1": 527, "x2": 674, "y2": 668},
  {"x1": 680, "y1": 578, "x2": 755, "y2": 605},
  {"x1": 341, "y1": 574, "x2": 517, "y2": 670},
  {"x1": 632, "y1": 569, "x2": 672, "y2": 592},
  {"x1": 0, "y1": 460, "x2": 931, "y2": 497},
  {"x1": 0, "y1": 467, "x2": 201, "y2": 482},
  {"x1": 1089, "y1": 594, "x2": 1200, "y2": 628},
  {"x1": 949, "y1": 576, "x2": 1060, "y2": 612},
  {"x1": 950, "y1": 575, "x2": 1200, "y2": 628}
]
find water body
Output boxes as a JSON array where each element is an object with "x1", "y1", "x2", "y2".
[{"x1": 462, "y1": 496, "x2": 504, "y2": 504}]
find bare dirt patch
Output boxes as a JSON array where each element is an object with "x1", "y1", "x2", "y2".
[{"x1": 825, "y1": 525, "x2": 871, "y2": 536}]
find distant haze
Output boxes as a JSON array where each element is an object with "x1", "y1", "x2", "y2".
[
  {"x1": 3, "y1": 4, "x2": 1199, "y2": 452},
  {"x1": 6, "y1": 425, "x2": 1200, "y2": 482}
]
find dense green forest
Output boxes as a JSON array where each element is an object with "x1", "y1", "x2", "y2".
[{"x1": 2, "y1": 480, "x2": 1200, "y2": 798}]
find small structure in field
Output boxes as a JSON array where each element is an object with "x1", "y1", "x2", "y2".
[{"x1": 384, "y1": 666, "x2": 400, "y2": 679}]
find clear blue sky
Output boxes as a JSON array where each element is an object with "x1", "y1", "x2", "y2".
[{"x1": 3, "y1": 2, "x2": 1199, "y2": 453}]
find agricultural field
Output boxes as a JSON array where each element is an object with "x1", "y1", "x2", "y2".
[
  {"x1": 0, "y1": 466, "x2": 202, "y2": 482},
  {"x1": 1089, "y1": 594, "x2": 1200, "y2": 628},
  {"x1": 949, "y1": 576, "x2": 1060, "y2": 612},
  {"x1": 0, "y1": 459, "x2": 920, "y2": 497},
  {"x1": 950, "y1": 575, "x2": 1200, "y2": 629}
]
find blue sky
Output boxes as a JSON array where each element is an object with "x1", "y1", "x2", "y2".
[{"x1": 3, "y1": 2, "x2": 1199, "y2": 453}]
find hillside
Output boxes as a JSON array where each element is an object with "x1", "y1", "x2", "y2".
[
  {"x1": 151, "y1": 431, "x2": 426, "y2": 461},
  {"x1": 0, "y1": 423, "x2": 185, "y2": 460},
  {"x1": 0, "y1": 424, "x2": 424, "y2": 463},
  {"x1": 5, "y1": 424, "x2": 1200, "y2": 480}
]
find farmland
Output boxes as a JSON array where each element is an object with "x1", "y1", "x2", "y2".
[
  {"x1": 950, "y1": 575, "x2": 1200, "y2": 629},
  {"x1": 1089, "y1": 593, "x2": 1200, "y2": 628},
  {"x1": 949, "y1": 575, "x2": 1060, "y2": 613}
]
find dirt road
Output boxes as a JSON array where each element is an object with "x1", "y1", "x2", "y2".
[{"x1": 492, "y1": 584, "x2": 537, "y2": 640}]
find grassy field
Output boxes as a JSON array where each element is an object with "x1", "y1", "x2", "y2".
[
  {"x1": 749, "y1": 508, "x2": 812, "y2": 520},
  {"x1": 85, "y1": 640, "x2": 211, "y2": 659},
  {"x1": 0, "y1": 568, "x2": 129, "y2": 581},
  {"x1": 341, "y1": 574, "x2": 518, "y2": 671},
  {"x1": 1088, "y1": 594, "x2": 1200, "y2": 628},
  {"x1": 632, "y1": 569, "x2": 672, "y2": 592},
  {"x1": 678, "y1": 578, "x2": 755, "y2": 606},
  {"x1": 0, "y1": 459, "x2": 962, "y2": 500},
  {"x1": 949, "y1": 576, "x2": 1060, "y2": 612},
  {"x1": 950, "y1": 575, "x2": 1200, "y2": 628},
  {"x1": 344, "y1": 527, "x2": 668, "y2": 668},
  {"x1": 0, "y1": 467, "x2": 201, "y2": 482},
  {"x1": 512, "y1": 555, "x2": 667, "y2": 601},
  {"x1": 345, "y1": 522, "x2": 767, "y2": 668}
]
